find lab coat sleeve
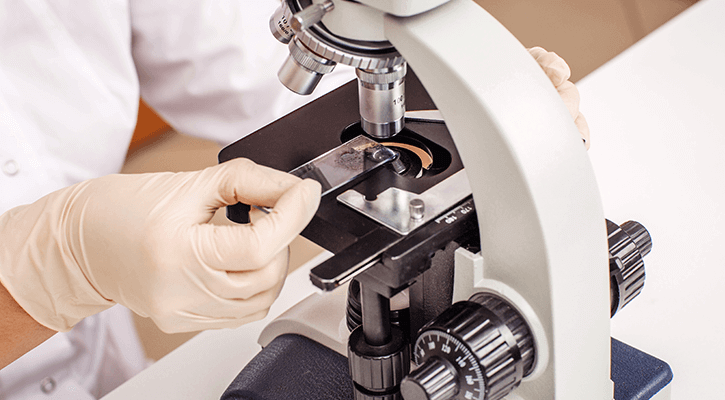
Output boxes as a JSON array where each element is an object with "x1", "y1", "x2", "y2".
[{"x1": 129, "y1": 0, "x2": 354, "y2": 146}]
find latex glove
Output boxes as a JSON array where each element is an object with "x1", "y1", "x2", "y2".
[
  {"x1": 0, "y1": 159, "x2": 321, "y2": 333},
  {"x1": 528, "y1": 46, "x2": 591, "y2": 149}
]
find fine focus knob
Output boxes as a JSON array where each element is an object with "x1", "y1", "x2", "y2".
[
  {"x1": 403, "y1": 293, "x2": 534, "y2": 400},
  {"x1": 607, "y1": 219, "x2": 651, "y2": 317},
  {"x1": 401, "y1": 357, "x2": 458, "y2": 400}
]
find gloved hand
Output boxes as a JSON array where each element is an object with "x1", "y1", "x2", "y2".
[
  {"x1": 528, "y1": 46, "x2": 591, "y2": 149},
  {"x1": 0, "y1": 158, "x2": 321, "y2": 333}
]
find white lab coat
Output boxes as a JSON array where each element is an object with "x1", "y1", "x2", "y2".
[{"x1": 0, "y1": 0, "x2": 353, "y2": 398}]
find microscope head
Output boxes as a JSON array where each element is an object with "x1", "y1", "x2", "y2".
[{"x1": 269, "y1": 0, "x2": 415, "y2": 139}]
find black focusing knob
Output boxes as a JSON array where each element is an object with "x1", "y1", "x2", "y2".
[
  {"x1": 401, "y1": 357, "x2": 458, "y2": 400},
  {"x1": 607, "y1": 220, "x2": 651, "y2": 317},
  {"x1": 402, "y1": 293, "x2": 534, "y2": 400},
  {"x1": 348, "y1": 324, "x2": 410, "y2": 398}
]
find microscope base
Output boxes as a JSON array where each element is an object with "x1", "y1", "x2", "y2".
[
  {"x1": 611, "y1": 338, "x2": 673, "y2": 400},
  {"x1": 221, "y1": 334, "x2": 353, "y2": 400},
  {"x1": 220, "y1": 334, "x2": 671, "y2": 400}
]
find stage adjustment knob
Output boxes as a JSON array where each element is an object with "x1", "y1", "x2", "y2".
[
  {"x1": 402, "y1": 294, "x2": 534, "y2": 400},
  {"x1": 348, "y1": 324, "x2": 410, "y2": 398},
  {"x1": 607, "y1": 220, "x2": 651, "y2": 317}
]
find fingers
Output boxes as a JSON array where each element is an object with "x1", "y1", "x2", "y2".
[
  {"x1": 248, "y1": 206, "x2": 268, "y2": 224},
  {"x1": 210, "y1": 158, "x2": 303, "y2": 209},
  {"x1": 237, "y1": 178, "x2": 320, "y2": 267},
  {"x1": 528, "y1": 47, "x2": 571, "y2": 87},
  {"x1": 213, "y1": 249, "x2": 289, "y2": 300},
  {"x1": 147, "y1": 241, "x2": 290, "y2": 333},
  {"x1": 195, "y1": 178, "x2": 320, "y2": 271},
  {"x1": 529, "y1": 46, "x2": 590, "y2": 150}
]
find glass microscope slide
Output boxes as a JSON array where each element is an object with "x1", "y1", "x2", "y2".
[{"x1": 288, "y1": 135, "x2": 397, "y2": 196}]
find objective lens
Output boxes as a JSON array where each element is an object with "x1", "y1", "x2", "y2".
[
  {"x1": 357, "y1": 63, "x2": 407, "y2": 139},
  {"x1": 278, "y1": 38, "x2": 336, "y2": 95},
  {"x1": 269, "y1": 3, "x2": 294, "y2": 44}
]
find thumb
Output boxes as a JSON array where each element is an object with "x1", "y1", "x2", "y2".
[
  {"x1": 210, "y1": 158, "x2": 304, "y2": 209},
  {"x1": 202, "y1": 178, "x2": 322, "y2": 271}
]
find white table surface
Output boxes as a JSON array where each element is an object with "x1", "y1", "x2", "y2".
[{"x1": 104, "y1": 0, "x2": 724, "y2": 398}]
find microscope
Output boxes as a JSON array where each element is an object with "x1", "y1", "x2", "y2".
[{"x1": 218, "y1": 0, "x2": 673, "y2": 399}]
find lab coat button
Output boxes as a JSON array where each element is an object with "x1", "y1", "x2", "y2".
[
  {"x1": 40, "y1": 377, "x2": 56, "y2": 394},
  {"x1": 3, "y1": 159, "x2": 19, "y2": 176}
]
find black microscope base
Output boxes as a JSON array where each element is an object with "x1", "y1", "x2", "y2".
[
  {"x1": 221, "y1": 334, "x2": 672, "y2": 400},
  {"x1": 611, "y1": 337, "x2": 673, "y2": 400},
  {"x1": 221, "y1": 334, "x2": 353, "y2": 400}
]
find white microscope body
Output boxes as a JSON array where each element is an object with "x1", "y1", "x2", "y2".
[{"x1": 261, "y1": 0, "x2": 616, "y2": 399}]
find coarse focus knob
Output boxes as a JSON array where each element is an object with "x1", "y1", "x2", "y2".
[
  {"x1": 607, "y1": 219, "x2": 651, "y2": 317},
  {"x1": 400, "y1": 358, "x2": 458, "y2": 400},
  {"x1": 403, "y1": 294, "x2": 534, "y2": 400}
]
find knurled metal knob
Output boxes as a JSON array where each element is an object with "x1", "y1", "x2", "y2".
[
  {"x1": 607, "y1": 219, "x2": 651, "y2": 317},
  {"x1": 288, "y1": 37, "x2": 336, "y2": 75}
]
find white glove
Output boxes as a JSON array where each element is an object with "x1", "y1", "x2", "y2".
[
  {"x1": 528, "y1": 46, "x2": 591, "y2": 149},
  {"x1": 0, "y1": 158, "x2": 321, "y2": 333}
]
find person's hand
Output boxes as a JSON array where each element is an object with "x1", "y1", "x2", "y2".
[
  {"x1": 528, "y1": 47, "x2": 591, "y2": 149},
  {"x1": 0, "y1": 159, "x2": 321, "y2": 333}
]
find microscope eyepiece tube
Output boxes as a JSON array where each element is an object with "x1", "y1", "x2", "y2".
[
  {"x1": 278, "y1": 38, "x2": 336, "y2": 95},
  {"x1": 357, "y1": 63, "x2": 407, "y2": 138}
]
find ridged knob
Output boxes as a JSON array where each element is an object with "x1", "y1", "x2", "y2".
[
  {"x1": 407, "y1": 294, "x2": 534, "y2": 400},
  {"x1": 621, "y1": 220, "x2": 652, "y2": 257},
  {"x1": 400, "y1": 358, "x2": 458, "y2": 400},
  {"x1": 348, "y1": 325, "x2": 410, "y2": 393},
  {"x1": 607, "y1": 220, "x2": 651, "y2": 316}
]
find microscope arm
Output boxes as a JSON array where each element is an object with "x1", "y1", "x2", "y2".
[{"x1": 384, "y1": 1, "x2": 611, "y2": 398}]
